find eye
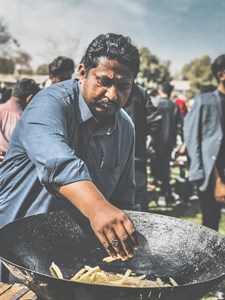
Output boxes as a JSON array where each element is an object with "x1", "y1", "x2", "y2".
[{"x1": 97, "y1": 77, "x2": 111, "y2": 87}]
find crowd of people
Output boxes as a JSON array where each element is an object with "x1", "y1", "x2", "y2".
[{"x1": 0, "y1": 33, "x2": 225, "y2": 297}]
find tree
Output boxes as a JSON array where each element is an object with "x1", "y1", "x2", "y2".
[
  {"x1": 181, "y1": 55, "x2": 217, "y2": 98},
  {"x1": 36, "y1": 64, "x2": 49, "y2": 75},
  {"x1": 0, "y1": 19, "x2": 19, "y2": 73},
  {"x1": 0, "y1": 19, "x2": 19, "y2": 58},
  {"x1": 0, "y1": 19, "x2": 34, "y2": 74},
  {"x1": 0, "y1": 58, "x2": 14, "y2": 74},
  {"x1": 136, "y1": 47, "x2": 171, "y2": 90},
  {"x1": 14, "y1": 51, "x2": 33, "y2": 74}
]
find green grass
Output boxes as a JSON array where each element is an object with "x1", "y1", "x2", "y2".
[{"x1": 147, "y1": 165, "x2": 225, "y2": 299}]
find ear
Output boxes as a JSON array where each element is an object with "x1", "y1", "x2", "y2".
[
  {"x1": 51, "y1": 76, "x2": 59, "y2": 83},
  {"x1": 78, "y1": 64, "x2": 86, "y2": 80},
  {"x1": 25, "y1": 94, "x2": 33, "y2": 106},
  {"x1": 217, "y1": 71, "x2": 225, "y2": 81}
]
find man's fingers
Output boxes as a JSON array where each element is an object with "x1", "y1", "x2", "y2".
[
  {"x1": 95, "y1": 231, "x2": 117, "y2": 258},
  {"x1": 90, "y1": 209, "x2": 138, "y2": 260},
  {"x1": 104, "y1": 228, "x2": 128, "y2": 259},
  {"x1": 112, "y1": 219, "x2": 138, "y2": 259},
  {"x1": 122, "y1": 217, "x2": 139, "y2": 249}
]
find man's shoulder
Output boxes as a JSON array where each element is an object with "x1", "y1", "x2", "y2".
[
  {"x1": 118, "y1": 109, "x2": 134, "y2": 129},
  {"x1": 195, "y1": 90, "x2": 218, "y2": 107},
  {"x1": 0, "y1": 100, "x2": 22, "y2": 115},
  {"x1": 197, "y1": 90, "x2": 217, "y2": 100},
  {"x1": 41, "y1": 79, "x2": 79, "y2": 99}
]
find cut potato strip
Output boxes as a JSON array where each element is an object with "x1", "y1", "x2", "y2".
[
  {"x1": 169, "y1": 277, "x2": 178, "y2": 286},
  {"x1": 70, "y1": 268, "x2": 86, "y2": 281},
  {"x1": 49, "y1": 262, "x2": 64, "y2": 279},
  {"x1": 103, "y1": 254, "x2": 125, "y2": 262}
]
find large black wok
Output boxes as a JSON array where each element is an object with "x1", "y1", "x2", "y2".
[{"x1": 1, "y1": 209, "x2": 225, "y2": 300}]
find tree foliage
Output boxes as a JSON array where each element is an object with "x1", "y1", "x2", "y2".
[
  {"x1": 36, "y1": 64, "x2": 49, "y2": 75},
  {"x1": 0, "y1": 58, "x2": 14, "y2": 74},
  {"x1": 0, "y1": 19, "x2": 32, "y2": 74},
  {"x1": 136, "y1": 47, "x2": 171, "y2": 90},
  {"x1": 181, "y1": 55, "x2": 217, "y2": 98},
  {"x1": 14, "y1": 51, "x2": 33, "y2": 74},
  {"x1": 0, "y1": 20, "x2": 19, "y2": 57}
]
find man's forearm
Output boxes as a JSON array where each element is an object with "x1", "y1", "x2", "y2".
[
  {"x1": 54, "y1": 179, "x2": 138, "y2": 260},
  {"x1": 54, "y1": 180, "x2": 111, "y2": 219}
]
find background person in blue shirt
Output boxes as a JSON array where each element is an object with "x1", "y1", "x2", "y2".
[{"x1": 0, "y1": 34, "x2": 140, "y2": 282}]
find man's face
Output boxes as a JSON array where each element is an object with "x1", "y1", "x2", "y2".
[{"x1": 79, "y1": 58, "x2": 134, "y2": 120}]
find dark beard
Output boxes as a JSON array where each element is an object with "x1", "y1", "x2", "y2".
[{"x1": 90, "y1": 98, "x2": 120, "y2": 121}]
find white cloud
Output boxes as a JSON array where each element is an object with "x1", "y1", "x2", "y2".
[{"x1": 1, "y1": 0, "x2": 148, "y2": 68}]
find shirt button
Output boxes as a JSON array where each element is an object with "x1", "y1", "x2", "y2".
[{"x1": 212, "y1": 155, "x2": 216, "y2": 160}]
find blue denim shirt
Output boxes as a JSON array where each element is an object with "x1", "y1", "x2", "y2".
[{"x1": 0, "y1": 79, "x2": 135, "y2": 228}]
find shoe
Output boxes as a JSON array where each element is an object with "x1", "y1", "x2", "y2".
[
  {"x1": 172, "y1": 192, "x2": 179, "y2": 201},
  {"x1": 158, "y1": 196, "x2": 167, "y2": 206}
]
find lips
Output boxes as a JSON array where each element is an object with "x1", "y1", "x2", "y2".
[{"x1": 97, "y1": 100, "x2": 118, "y2": 110}]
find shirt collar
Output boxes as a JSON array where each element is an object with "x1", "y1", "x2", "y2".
[{"x1": 78, "y1": 82, "x2": 93, "y2": 123}]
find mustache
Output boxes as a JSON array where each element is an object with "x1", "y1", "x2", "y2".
[{"x1": 96, "y1": 98, "x2": 120, "y2": 109}]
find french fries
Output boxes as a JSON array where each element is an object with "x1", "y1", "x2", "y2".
[
  {"x1": 49, "y1": 262, "x2": 64, "y2": 279},
  {"x1": 103, "y1": 254, "x2": 125, "y2": 262},
  {"x1": 49, "y1": 263, "x2": 178, "y2": 288}
]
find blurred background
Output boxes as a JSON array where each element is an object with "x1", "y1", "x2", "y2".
[
  {"x1": 0, "y1": 1, "x2": 225, "y2": 299},
  {"x1": 0, "y1": 0, "x2": 224, "y2": 100}
]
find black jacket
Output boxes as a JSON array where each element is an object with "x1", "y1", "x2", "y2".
[
  {"x1": 124, "y1": 83, "x2": 162, "y2": 167},
  {"x1": 152, "y1": 97, "x2": 181, "y2": 152}
]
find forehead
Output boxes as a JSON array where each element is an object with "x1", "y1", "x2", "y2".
[{"x1": 91, "y1": 58, "x2": 134, "y2": 82}]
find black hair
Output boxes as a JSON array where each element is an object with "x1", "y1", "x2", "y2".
[
  {"x1": 82, "y1": 33, "x2": 140, "y2": 78},
  {"x1": 0, "y1": 88, "x2": 12, "y2": 104},
  {"x1": 211, "y1": 54, "x2": 225, "y2": 81},
  {"x1": 159, "y1": 82, "x2": 174, "y2": 97},
  {"x1": 48, "y1": 56, "x2": 75, "y2": 76},
  {"x1": 12, "y1": 78, "x2": 40, "y2": 101}
]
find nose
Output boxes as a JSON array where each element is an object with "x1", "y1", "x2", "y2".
[{"x1": 105, "y1": 85, "x2": 117, "y2": 101}]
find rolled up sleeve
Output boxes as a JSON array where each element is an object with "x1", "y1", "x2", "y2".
[{"x1": 19, "y1": 90, "x2": 92, "y2": 187}]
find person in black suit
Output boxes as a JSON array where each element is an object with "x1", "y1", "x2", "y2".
[
  {"x1": 151, "y1": 82, "x2": 181, "y2": 206},
  {"x1": 124, "y1": 83, "x2": 162, "y2": 211}
]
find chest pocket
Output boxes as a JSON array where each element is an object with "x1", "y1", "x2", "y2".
[{"x1": 86, "y1": 152, "x2": 120, "y2": 200}]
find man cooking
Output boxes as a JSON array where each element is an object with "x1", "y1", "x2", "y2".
[{"x1": 0, "y1": 33, "x2": 140, "y2": 282}]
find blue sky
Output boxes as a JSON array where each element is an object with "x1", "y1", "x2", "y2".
[{"x1": 1, "y1": 0, "x2": 224, "y2": 75}]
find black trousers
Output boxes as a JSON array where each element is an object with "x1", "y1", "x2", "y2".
[
  {"x1": 154, "y1": 150, "x2": 172, "y2": 196},
  {"x1": 198, "y1": 177, "x2": 222, "y2": 231}
]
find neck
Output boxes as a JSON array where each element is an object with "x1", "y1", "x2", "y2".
[
  {"x1": 159, "y1": 92, "x2": 169, "y2": 98},
  {"x1": 218, "y1": 83, "x2": 225, "y2": 95},
  {"x1": 10, "y1": 96, "x2": 25, "y2": 109}
]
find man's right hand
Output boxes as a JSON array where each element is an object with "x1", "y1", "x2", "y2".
[
  {"x1": 88, "y1": 201, "x2": 138, "y2": 260},
  {"x1": 55, "y1": 180, "x2": 139, "y2": 260}
]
